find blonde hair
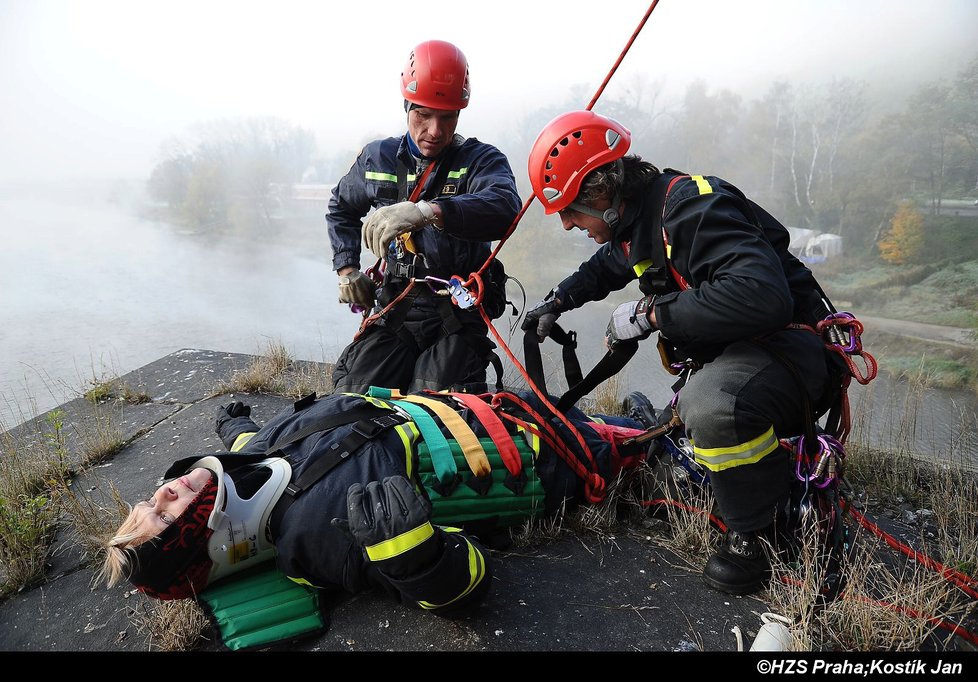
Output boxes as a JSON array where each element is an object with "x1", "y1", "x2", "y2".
[{"x1": 100, "y1": 504, "x2": 159, "y2": 588}]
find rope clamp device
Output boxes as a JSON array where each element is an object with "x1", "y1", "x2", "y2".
[{"x1": 448, "y1": 276, "x2": 477, "y2": 309}]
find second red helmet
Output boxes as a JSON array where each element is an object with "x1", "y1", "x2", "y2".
[
  {"x1": 401, "y1": 40, "x2": 471, "y2": 110},
  {"x1": 528, "y1": 110, "x2": 631, "y2": 214}
]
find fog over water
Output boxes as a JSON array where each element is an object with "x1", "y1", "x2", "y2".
[
  {"x1": 2, "y1": 1, "x2": 977, "y2": 461},
  {"x1": 0, "y1": 193, "x2": 358, "y2": 426}
]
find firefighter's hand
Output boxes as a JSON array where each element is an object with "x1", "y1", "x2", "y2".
[
  {"x1": 363, "y1": 201, "x2": 436, "y2": 258},
  {"x1": 605, "y1": 295, "x2": 656, "y2": 350},
  {"x1": 215, "y1": 401, "x2": 250, "y2": 432},
  {"x1": 337, "y1": 269, "x2": 376, "y2": 307},
  {"x1": 340, "y1": 476, "x2": 441, "y2": 579},
  {"x1": 521, "y1": 290, "x2": 564, "y2": 341}
]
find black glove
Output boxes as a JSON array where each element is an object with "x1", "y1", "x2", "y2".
[
  {"x1": 340, "y1": 476, "x2": 441, "y2": 580},
  {"x1": 521, "y1": 289, "x2": 565, "y2": 341},
  {"x1": 215, "y1": 401, "x2": 251, "y2": 432},
  {"x1": 605, "y1": 295, "x2": 656, "y2": 350}
]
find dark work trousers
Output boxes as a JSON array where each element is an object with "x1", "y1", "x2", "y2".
[
  {"x1": 676, "y1": 329, "x2": 834, "y2": 532},
  {"x1": 332, "y1": 305, "x2": 496, "y2": 395}
]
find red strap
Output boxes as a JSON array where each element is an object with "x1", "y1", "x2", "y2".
[
  {"x1": 408, "y1": 161, "x2": 438, "y2": 202},
  {"x1": 661, "y1": 174, "x2": 691, "y2": 291},
  {"x1": 447, "y1": 392, "x2": 523, "y2": 477}
]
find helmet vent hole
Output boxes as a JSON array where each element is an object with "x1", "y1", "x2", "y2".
[
  {"x1": 572, "y1": 131, "x2": 582, "y2": 138},
  {"x1": 545, "y1": 161, "x2": 552, "y2": 170},
  {"x1": 559, "y1": 137, "x2": 569, "y2": 147},
  {"x1": 544, "y1": 175, "x2": 552, "y2": 183},
  {"x1": 550, "y1": 149, "x2": 559, "y2": 157}
]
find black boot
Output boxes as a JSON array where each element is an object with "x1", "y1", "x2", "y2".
[
  {"x1": 703, "y1": 529, "x2": 771, "y2": 595},
  {"x1": 622, "y1": 391, "x2": 658, "y2": 429}
]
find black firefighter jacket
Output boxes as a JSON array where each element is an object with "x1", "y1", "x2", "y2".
[{"x1": 555, "y1": 173, "x2": 829, "y2": 364}]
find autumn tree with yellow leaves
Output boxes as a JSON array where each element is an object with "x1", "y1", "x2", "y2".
[{"x1": 877, "y1": 201, "x2": 925, "y2": 264}]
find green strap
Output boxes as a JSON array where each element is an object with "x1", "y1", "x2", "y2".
[
  {"x1": 367, "y1": 387, "x2": 457, "y2": 486},
  {"x1": 389, "y1": 399, "x2": 456, "y2": 485}
]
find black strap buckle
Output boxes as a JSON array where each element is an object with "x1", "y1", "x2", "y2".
[
  {"x1": 352, "y1": 413, "x2": 405, "y2": 439},
  {"x1": 390, "y1": 260, "x2": 415, "y2": 279}
]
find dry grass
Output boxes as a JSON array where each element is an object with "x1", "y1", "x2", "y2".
[
  {"x1": 54, "y1": 476, "x2": 131, "y2": 566},
  {"x1": 212, "y1": 341, "x2": 334, "y2": 399},
  {"x1": 0, "y1": 412, "x2": 72, "y2": 596},
  {"x1": 586, "y1": 374, "x2": 627, "y2": 417},
  {"x1": 131, "y1": 597, "x2": 210, "y2": 651},
  {"x1": 83, "y1": 377, "x2": 152, "y2": 406},
  {"x1": 282, "y1": 360, "x2": 334, "y2": 400},
  {"x1": 649, "y1": 475, "x2": 719, "y2": 571},
  {"x1": 77, "y1": 404, "x2": 127, "y2": 466},
  {"x1": 767, "y1": 522, "x2": 968, "y2": 652},
  {"x1": 215, "y1": 342, "x2": 293, "y2": 395}
]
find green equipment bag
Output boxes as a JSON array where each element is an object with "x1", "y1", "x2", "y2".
[{"x1": 198, "y1": 561, "x2": 328, "y2": 651}]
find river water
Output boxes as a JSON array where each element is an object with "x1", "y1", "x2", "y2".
[
  {"x1": 2, "y1": 192, "x2": 975, "y2": 465},
  {"x1": 0, "y1": 191, "x2": 359, "y2": 428}
]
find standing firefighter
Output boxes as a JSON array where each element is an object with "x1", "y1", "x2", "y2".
[
  {"x1": 523, "y1": 110, "x2": 841, "y2": 595},
  {"x1": 327, "y1": 40, "x2": 521, "y2": 394}
]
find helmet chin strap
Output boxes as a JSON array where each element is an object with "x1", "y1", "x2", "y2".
[{"x1": 568, "y1": 190, "x2": 624, "y2": 231}]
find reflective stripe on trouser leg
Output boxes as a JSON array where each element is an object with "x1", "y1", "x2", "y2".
[{"x1": 677, "y1": 334, "x2": 829, "y2": 532}]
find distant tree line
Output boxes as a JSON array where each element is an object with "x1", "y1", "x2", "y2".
[
  {"x1": 147, "y1": 117, "x2": 315, "y2": 230},
  {"x1": 508, "y1": 54, "x2": 978, "y2": 262}
]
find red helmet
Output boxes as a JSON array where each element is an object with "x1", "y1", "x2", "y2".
[
  {"x1": 401, "y1": 40, "x2": 470, "y2": 110},
  {"x1": 528, "y1": 110, "x2": 631, "y2": 214}
]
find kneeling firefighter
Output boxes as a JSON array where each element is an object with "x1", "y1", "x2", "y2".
[
  {"x1": 523, "y1": 110, "x2": 847, "y2": 595},
  {"x1": 327, "y1": 39, "x2": 521, "y2": 394}
]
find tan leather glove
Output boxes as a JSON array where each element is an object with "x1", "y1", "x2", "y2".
[
  {"x1": 363, "y1": 200, "x2": 436, "y2": 258},
  {"x1": 338, "y1": 269, "x2": 377, "y2": 307}
]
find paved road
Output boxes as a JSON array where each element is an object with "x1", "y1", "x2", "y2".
[{"x1": 860, "y1": 315, "x2": 975, "y2": 348}]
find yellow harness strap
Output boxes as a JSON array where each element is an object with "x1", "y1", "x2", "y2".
[{"x1": 399, "y1": 395, "x2": 492, "y2": 477}]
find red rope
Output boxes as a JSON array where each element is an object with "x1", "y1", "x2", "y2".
[
  {"x1": 641, "y1": 498, "x2": 727, "y2": 532},
  {"x1": 848, "y1": 506, "x2": 978, "y2": 600},
  {"x1": 774, "y1": 575, "x2": 978, "y2": 646},
  {"x1": 468, "y1": 0, "x2": 662, "y2": 281},
  {"x1": 648, "y1": 496, "x2": 978, "y2": 645},
  {"x1": 353, "y1": 279, "x2": 417, "y2": 340},
  {"x1": 586, "y1": 0, "x2": 661, "y2": 111}
]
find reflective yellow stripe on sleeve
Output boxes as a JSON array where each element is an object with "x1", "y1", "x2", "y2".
[
  {"x1": 365, "y1": 171, "x2": 417, "y2": 182},
  {"x1": 692, "y1": 426, "x2": 779, "y2": 472},
  {"x1": 446, "y1": 167, "x2": 468, "y2": 179},
  {"x1": 230, "y1": 432, "x2": 257, "y2": 452},
  {"x1": 365, "y1": 522, "x2": 435, "y2": 562}
]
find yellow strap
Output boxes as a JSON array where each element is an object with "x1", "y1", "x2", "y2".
[
  {"x1": 365, "y1": 522, "x2": 435, "y2": 561},
  {"x1": 632, "y1": 259, "x2": 653, "y2": 278},
  {"x1": 693, "y1": 426, "x2": 779, "y2": 472},
  {"x1": 400, "y1": 395, "x2": 491, "y2": 477},
  {"x1": 691, "y1": 175, "x2": 713, "y2": 195}
]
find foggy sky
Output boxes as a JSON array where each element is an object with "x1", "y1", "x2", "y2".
[{"x1": 1, "y1": 0, "x2": 976, "y2": 184}]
